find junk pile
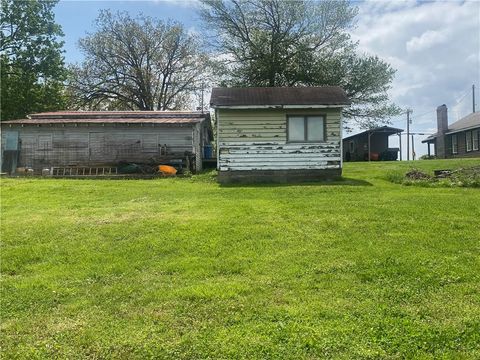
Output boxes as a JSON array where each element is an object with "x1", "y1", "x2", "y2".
[
  {"x1": 405, "y1": 168, "x2": 431, "y2": 180},
  {"x1": 117, "y1": 161, "x2": 178, "y2": 176},
  {"x1": 403, "y1": 165, "x2": 480, "y2": 188}
]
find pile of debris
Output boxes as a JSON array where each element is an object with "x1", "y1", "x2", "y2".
[
  {"x1": 405, "y1": 168, "x2": 431, "y2": 180},
  {"x1": 452, "y1": 165, "x2": 480, "y2": 178},
  {"x1": 403, "y1": 165, "x2": 480, "y2": 188},
  {"x1": 117, "y1": 162, "x2": 178, "y2": 176}
]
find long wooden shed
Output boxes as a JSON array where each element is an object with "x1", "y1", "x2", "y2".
[
  {"x1": 1, "y1": 111, "x2": 212, "y2": 174},
  {"x1": 210, "y1": 87, "x2": 350, "y2": 183}
]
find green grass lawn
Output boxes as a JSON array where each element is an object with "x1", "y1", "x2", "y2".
[{"x1": 1, "y1": 159, "x2": 480, "y2": 359}]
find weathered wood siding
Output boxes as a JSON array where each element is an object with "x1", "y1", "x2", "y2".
[
  {"x1": 217, "y1": 108, "x2": 342, "y2": 171},
  {"x1": 1, "y1": 123, "x2": 197, "y2": 169},
  {"x1": 193, "y1": 122, "x2": 202, "y2": 171}
]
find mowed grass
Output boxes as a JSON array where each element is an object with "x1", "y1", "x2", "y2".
[{"x1": 1, "y1": 159, "x2": 480, "y2": 359}]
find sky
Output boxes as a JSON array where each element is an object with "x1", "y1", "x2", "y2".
[{"x1": 54, "y1": 0, "x2": 480, "y2": 158}]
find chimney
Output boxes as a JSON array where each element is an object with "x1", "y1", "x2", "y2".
[
  {"x1": 436, "y1": 104, "x2": 448, "y2": 158},
  {"x1": 437, "y1": 104, "x2": 448, "y2": 134}
]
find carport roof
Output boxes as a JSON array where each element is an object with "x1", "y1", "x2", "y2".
[{"x1": 343, "y1": 126, "x2": 403, "y2": 141}]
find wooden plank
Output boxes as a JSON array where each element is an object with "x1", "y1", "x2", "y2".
[
  {"x1": 221, "y1": 150, "x2": 340, "y2": 156},
  {"x1": 221, "y1": 126, "x2": 284, "y2": 133},
  {"x1": 220, "y1": 159, "x2": 340, "y2": 165},
  {"x1": 219, "y1": 164, "x2": 340, "y2": 171},
  {"x1": 221, "y1": 155, "x2": 341, "y2": 161},
  {"x1": 219, "y1": 142, "x2": 340, "y2": 148},
  {"x1": 222, "y1": 123, "x2": 286, "y2": 129}
]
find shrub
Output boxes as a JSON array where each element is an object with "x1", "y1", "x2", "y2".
[
  {"x1": 419, "y1": 155, "x2": 436, "y2": 160},
  {"x1": 385, "y1": 171, "x2": 404, "y2": 184}
]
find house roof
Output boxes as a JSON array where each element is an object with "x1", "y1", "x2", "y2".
[
  {"x1": 422, "y1": 112, "x2": 480, "y2": 143},
  {"x1": 2, "y1": 111, "x2": 209, "y2": 125},
  {"x1": 343, "y1": 126, "x2": 404, "y2": 141},
  {"x1": 210, "y1": 86, "x2": 350, "y2": 108}
]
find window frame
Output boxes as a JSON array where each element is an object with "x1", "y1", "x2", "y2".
[
  {"x1": 466, "y1": 131, "x2": 472, "y2": 152},
  {"x1": 473, "y1": 129, "x2": 479, "y2": 151},
  {"x1": 451, "y1": 134, "x2": 458, "y2": 154},
  {"x1": 286, "y1": 115, "x2": 326, "y2": 143}
]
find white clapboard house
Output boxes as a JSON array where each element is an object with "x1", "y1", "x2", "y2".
[{"x1": 210, "y1": 87, "x2": 350, "y2": 183}]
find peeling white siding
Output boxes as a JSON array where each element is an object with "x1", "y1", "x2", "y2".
[{"x1": 217, "y1": 108, "x2": 342, "y2": 171}]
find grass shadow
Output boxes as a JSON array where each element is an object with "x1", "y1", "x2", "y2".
[{"x1": 219, "y1": 177, "x2": 372, "y2": 188}]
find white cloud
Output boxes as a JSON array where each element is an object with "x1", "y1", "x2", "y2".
[
  {"x1": 351, "y1": 0, "x2": 480, "y2": 157},
  {"x1": 406, "y1": 30, "x2": 447, "y2": 53},
  {"x1": 152, "y1": 0, "x2": 200, "y2": 8}
]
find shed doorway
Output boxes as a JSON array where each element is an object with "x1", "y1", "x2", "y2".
[{"x1": 1, "y1": 131, "x2": 19, "y2": 173}]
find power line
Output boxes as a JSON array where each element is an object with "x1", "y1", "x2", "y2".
[
  {"x1": 452, "y1": 87, "x2": 471, "y2": 107},
  {"x1": 409, "y1": 85, "x2": 473, "y2": 122},
  {"x1": 411, "y1": 110, "x2": 433, "y2": 120}
]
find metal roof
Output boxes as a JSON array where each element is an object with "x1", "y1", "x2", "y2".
[
  {"x1": 343, "y1": 126, "x2": 404, "y2": 141},
  {"x1": 422, "y1": 112, "x2": 480, "y2": 142},
  {"x1": 210, "y1": 86, "x2": 350, "y2": 107},
  {"x1": 2, "y1": 111, "x2": 209, "y2": 125}
]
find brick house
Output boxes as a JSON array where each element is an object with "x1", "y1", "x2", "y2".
[{"x1": 422, "y1": 105, "x2": 479, "y2": 158}]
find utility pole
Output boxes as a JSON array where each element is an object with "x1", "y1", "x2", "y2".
[
  {"x1": 201, "y1": 82, "x2": 205, "y2": 114},
  {"x1": 406, "y1": 109, "x2": 412, "y2": 161},
  {"x1": 398, "y1": 133, "x2": 402, "y2": 161},
  {"x1": 473, "y1": 84, "x2": 476, "y2": 113},
  {"x1": 411, "y1": 134, "x2": 415, "y2": 160}
]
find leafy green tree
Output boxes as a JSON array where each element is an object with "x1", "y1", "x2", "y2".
[
  {"x1": 1, "y1": 0, "x2": 67, "y2": 121},
  {"x1": 69, "y1": 11, "x2": 210, "y2": 111},
  {"x1": 200, "y1": 0, "x2": 401, "y2": 127}
]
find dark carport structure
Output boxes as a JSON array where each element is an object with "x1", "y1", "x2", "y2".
[{"x1": 343, "y1": 126, "x2": 403, "y2": 161}]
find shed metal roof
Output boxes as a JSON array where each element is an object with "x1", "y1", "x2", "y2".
[
  {"x1": 210, "y1": 87, "x2": 350, "y2": 107},
  {"x1": 343, "y1": 126, "x2": 403, "y2": 141},
  {"x1": 2, "y1": 111, "x2": 209, "y2": 125}
]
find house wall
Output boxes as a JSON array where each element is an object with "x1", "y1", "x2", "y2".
[
  {"x1": 217, "y1": 108, "x2": 342, "y2": 182},
  {"x1": 445, "y1": 128, "x2": 480, "y2": 158},
  {"x1": 0, "y1": 123, "x2": 199, "y2": 170},
  {"x1": 193, "y1": 122, "x2": 204, "y2": 171}
]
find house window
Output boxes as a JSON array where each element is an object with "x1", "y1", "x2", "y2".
[
  {"x1": 349, "y1": 141, "x2": 355, "y2": 153},
  {"x1": 287, "y1": 116, "x2": 325, "y2": 142},
  {"x1": 466, "y1": 131, "x2": 472, "y2": 152},
  {"x1": 473, "y1": 129, "x2": 479, "y2": 151},
  {"x1": 451, "y1": 134, "x2": 458, "y2": 154}
]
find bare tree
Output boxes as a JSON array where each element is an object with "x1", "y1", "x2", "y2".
[
  {"x1": 200, "y1": 0, "x2": 401, "y2": 127},
  {"x1": 68, "y1": 11, "x2": 209, "y2": 111},
  {"x1": 200, "y1": 0, "x2": 356, "y2": 87}
]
